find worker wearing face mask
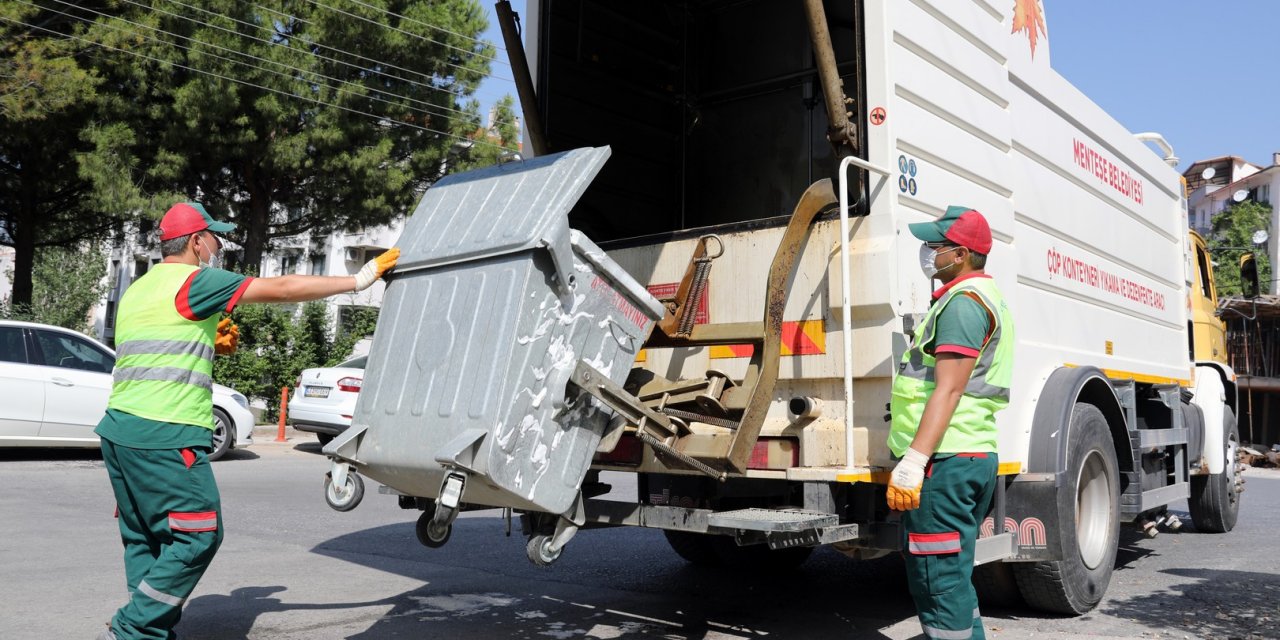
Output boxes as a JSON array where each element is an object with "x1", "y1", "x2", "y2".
[
  {"x1": 96, "y1": 202, "x2": 399, "y2": 640},
  {"x1": 888, "y1": 206, "x2": 1015, "y2": 640}
]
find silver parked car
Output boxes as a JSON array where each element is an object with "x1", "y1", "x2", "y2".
[
  {"x1": 0, "y1": 320, "x2": 254, "y2": 460},
  {"x1": 289, "y1": 355, "x2": 366, "y2": 445}
]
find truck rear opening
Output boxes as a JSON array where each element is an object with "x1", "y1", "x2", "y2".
[{"x1": 533, "y1": 0, "x2": 867, "y2": 241}]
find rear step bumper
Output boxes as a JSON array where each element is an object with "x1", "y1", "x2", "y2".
[{"x1": 583, "y1": 501, "x2": 859, "y2": 548}]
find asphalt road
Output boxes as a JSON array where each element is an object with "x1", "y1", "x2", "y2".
[{"x1": 2, "y1": 436, "x2": 1277, "y2": 640}]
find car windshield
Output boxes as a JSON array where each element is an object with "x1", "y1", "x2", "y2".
[{"x1": 338, "y1": 355, "x2": 367, "y2": 369}]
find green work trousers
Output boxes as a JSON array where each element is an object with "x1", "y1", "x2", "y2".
[
  {"x1": 902, "y1": 452, "x2": 998, "y2": 640},
  {"x1": 101, "y1": 439, "x2": 223, "y2": 640}
]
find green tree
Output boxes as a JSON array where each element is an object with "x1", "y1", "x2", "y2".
[
  {"x1": 212, "y1": 300, "x2": 378, "y2": 421},
  {"x1": 1208, "y1": 200, "x2": 1272, "y2": 297},
  {"x1": 0, "y1": 242, "x2": 108, "y2": 332},
  {"x1": 448, "y1": 93, "x2": 521, "y2": 172},
  {"x1": 76, "y1": 0, "x2": 501, "y2": 270},
  {"x1": 0, "y1": 2, "x2": 169, "y2": 308}
]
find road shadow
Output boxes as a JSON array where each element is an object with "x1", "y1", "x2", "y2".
[
  {"x1": 1100, "y1": 567, "x2": 1280, "y2": 638},
  {"x1": 183, "y1": 585, "x2": 398, "y2": 640},
  {"x1": 216, "y1": 448, "x2": 260, "y2": 462},
  {"x1": 0, "y1": 447, "x2": 101, "y2": 461},
  {"x1": 292, "y1": 440, "x2": 326, "y2": 455},
  {"x1": 181, "y1": 518, "x2": 917, "y2": 639}
]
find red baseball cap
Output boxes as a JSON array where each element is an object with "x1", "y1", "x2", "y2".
[
  {"x1": 158, "y1": 202, "x2": 236, "y2": 241},
  {"x1": 908, "y1": 206, "x2": 992, "y2": 254}
]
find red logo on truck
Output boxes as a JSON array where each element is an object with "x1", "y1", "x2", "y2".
[
  {"x1": 1072, "y1": 138, "x2": 1145, "y2": 205},
  {"x1": 1011, "y1": 0, "x2": 1048, "y2": 58}
]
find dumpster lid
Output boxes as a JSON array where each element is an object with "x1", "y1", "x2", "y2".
[{"x1": 397, "y1": 147, "x2": 612, "y2": 273}]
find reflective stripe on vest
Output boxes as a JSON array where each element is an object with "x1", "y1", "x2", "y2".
[
  {"x1": 888, "y1": 278, "x2": 1015, "y2": 456},
  {"x1": 108, "y1": 264, "x2": 220, "y2": 430}
]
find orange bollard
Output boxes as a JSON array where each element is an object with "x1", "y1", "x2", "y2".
[{"x1": 276, "y1": 386, "x2": 289, "y2": 442}]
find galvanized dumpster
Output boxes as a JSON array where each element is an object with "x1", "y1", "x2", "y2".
[{"x1": 324, "y1": 147, "x2": 662, "y2": 526}]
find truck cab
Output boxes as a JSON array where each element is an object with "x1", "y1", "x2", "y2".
[{"x1": 1189, "y1": 230, "x2": 1228, "y2": 364}]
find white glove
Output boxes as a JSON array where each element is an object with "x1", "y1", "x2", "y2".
[{"x1": 887, "y1": 447, "x2": 930, "y2": 511}]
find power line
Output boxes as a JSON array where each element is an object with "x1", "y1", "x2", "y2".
[
  {"x1": 36, "y1": 0, "x2": 510, "y2": 128},
  {"x1": 299, "y1": 0, "x2": 514, "y2": 83},
  {"x1": 110, "y1": 0, "x2": 515, "y2": 124},
  {"x1": 157, "y1": 0, "x2": 504, "y2": 106},
  {"x1": 0, "y1": 14, "x2": 515, "y2": 152},
  {"x1": 335, "y1": 0, "x2": 508, "y2": 62}
]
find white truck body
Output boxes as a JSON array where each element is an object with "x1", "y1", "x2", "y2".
[{"x1": 326, "y1": 0, "x2": 1243, "y2": 617}]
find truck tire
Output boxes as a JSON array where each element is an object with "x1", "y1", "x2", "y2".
[
  {"x1": 1188, "y1": 407, "x2": 1241, "y2": 533},
  {"x1": 663, "y1": 530, "x2": 720, "y2": 566},
  {"x1": 973, "y1": 562, "x2": 1023, "y2": 608},
  {"x1": 1013, "y1": 403, "x2": 1120, "y2": 615},
  {"x1": 711, "y1": 537, "x2": 813, "y2": 573}
]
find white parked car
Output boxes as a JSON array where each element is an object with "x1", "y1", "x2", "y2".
[
  {"x1": 289, "y1": 355, "x2": 366, "y2": 445},
  {"x1": 0, "y1": 320, "x2": 254, "y2": 460}
]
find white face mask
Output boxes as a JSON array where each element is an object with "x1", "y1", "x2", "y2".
[
  {"x1": 919, "y1": 244, "x2": 961, "y2": 280},
  {"x1": 198, "y1": 235, "x2": 222, "y2": 270}
]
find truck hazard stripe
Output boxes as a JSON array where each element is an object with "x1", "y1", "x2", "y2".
[
  {"x1": 634, "y1": 319, "x2": 825, "y2": 363},
  {"x1": 709, "y1": 320, "x2": 825, "y2": 359}
]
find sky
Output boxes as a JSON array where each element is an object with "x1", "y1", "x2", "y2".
[
  {"x1": 471, "y1": 1, "x2": 1278, "y2": 173},
  {"x1": 471, "y1": 0, "x2": 526, "y2": 126},
  {"x1": 1007, "y1": 1, "x2": 1279, "y2": 173}
]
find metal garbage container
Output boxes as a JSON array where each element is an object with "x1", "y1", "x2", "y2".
[{"x1": 324, "y1": 147, "x2": 662, "y2": 531}]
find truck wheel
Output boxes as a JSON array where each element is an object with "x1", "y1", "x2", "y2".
[
  {"x1": 1188, "y1": 407, "x2": 1242, "y2": 533},
  {"x1": 973, "y1": 562, "x2": 1023, "y2": 608},
  {"x1": 1014, "y1": 403, "x2": 1119, "y2": 615},
  {"x1": 663, "y1": 530, "x2": 721, "y2": 566},
  {"x1": 712, "y1": 537, "x2": 813, "y2": 572}
]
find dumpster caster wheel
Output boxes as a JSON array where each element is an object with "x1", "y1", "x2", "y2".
[
  {"x1": 526, "y1": 534, "x2": 562, "y2": 567},
  {"x1": 415, "y1": 509, "x2": 452, "y2": 548},
  {"x1": 324, "y1": 471, "x2": 364, "y2": 512}
]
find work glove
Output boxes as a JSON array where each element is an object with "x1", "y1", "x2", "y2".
[
  {"x1": 887, "y1": 447, "x2": 930, "y2": 511},
  {"x1": 353, "y1": 247, "x2": 401, "y2": 291},
  {"x1": 215, "y1": 317, "x2": 239, "y2": 355}
]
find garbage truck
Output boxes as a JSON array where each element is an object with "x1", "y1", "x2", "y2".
[{"x1": 320, "y1": 0, "x2": 1246, "y2": 615}]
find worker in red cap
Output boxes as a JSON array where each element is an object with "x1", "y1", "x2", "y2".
[
  {"x1": 95, "y1": 202, "x2": 399, "y2": 640},
  {"x1": 887, "y1": 206, "x2": 1015, "y2": 640}
]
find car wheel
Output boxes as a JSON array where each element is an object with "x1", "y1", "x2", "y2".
[
  {"x1": 317, "y1": 433, "x2": 335, "y2": 447},
  {"x1": 209, "y1": 407, "x2": 234, "y2": 462}
]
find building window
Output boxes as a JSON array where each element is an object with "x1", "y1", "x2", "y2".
[
  {"x1": 133, "y1": 258, "x2": 149, "y2": 281},
  {"x1": 309, "y1": 254, "x2": 327, "y2": 275},
  {"x1": 280, "y1": 253, "x2": 299, "y2": 275},
  {"x1": 1261, "y1": 184, "x2": 1271, "y2": 203}
]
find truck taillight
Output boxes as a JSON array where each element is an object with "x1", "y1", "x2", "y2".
[
  {"x1": 594, "y1": 433, "x2": 642, "y2": 465},
  {"x1": 747, "y1": 437, "x2": 799, "y2": 470},
  {"x1": 337, "y1": 377, "x2": 362, "y2": 392}
]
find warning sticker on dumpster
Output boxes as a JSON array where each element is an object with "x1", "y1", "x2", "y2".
[
  {"x1": 646, "y1": 282, "x2": 709, "y2": 324},
  {"x1": 634, "y1": 282, "x2": 710, "y2": 363}
]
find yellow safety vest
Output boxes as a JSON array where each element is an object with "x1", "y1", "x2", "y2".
[
  {"x1": 888, "y1": 277, "x2": 1014, "y2": 455},
  {"x1": 108, "y1": 264, "x2": 220, "y2": 430}
]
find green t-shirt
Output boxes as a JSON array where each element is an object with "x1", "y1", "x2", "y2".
[
  {"x1": 96, "y1": 266, "x2": 253, "y2": 448},
  {"x1": 928, "y1": 294, "x2": 992, "y2": 358},
  {"x1": 96, "y1": 408, "x2": 213, "y2": 449}
]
